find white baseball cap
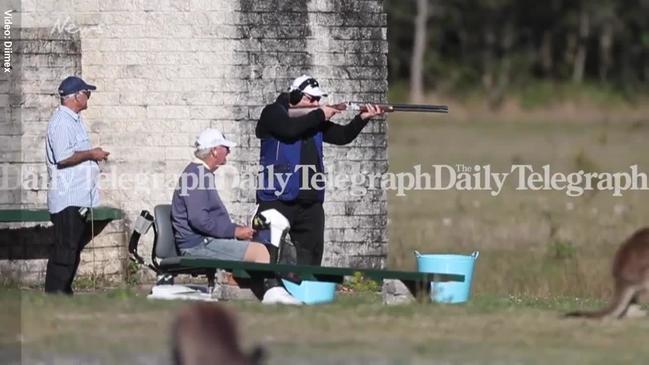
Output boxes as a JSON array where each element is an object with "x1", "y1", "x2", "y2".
[
  {"x1": 289, "y1": 75, "x2": 328, "y2": 97},
  {"x1": 194, "y1": 128, "x2": 236, "y2": 149}
]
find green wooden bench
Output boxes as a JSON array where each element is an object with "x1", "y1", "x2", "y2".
[
  {"x1": 0, "y1": 206, "x2": 124, "y2": 223},
  {"x1": 0, "y1": 206, "x2": 125, "y2": 261},
  {"x1": 166, "y1": 257, "x2": 463, "y2": 298},
  {"x1": 129, "y1": 205, "x2": 464, "y2": 300}
]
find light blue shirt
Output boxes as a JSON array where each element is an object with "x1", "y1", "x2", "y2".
[{"x1": 45, "y1": 106, "x2": 100, "y2": 214}]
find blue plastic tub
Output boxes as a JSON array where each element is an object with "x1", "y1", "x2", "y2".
[
  {"x1": 415, "y1": 251, "x2": 479, "y2": 303},
  {"x1": 282, "y1": 279, "x2": 337, "y2": 305}
]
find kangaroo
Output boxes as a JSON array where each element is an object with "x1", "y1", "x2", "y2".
[
  {"x1": 172, "y1": 303, "x2": 264, "y2": 365},
  {"x1": 566, "y1": 227, "x2": 649, "y2": 319}
]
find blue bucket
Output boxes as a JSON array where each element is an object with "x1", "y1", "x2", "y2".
[
  {"x1": 415, "y1": 251, "x2": 479, "y2": 303},
  {"x1": 282, "y1": 279, "x2": 337, "y2": 305}
]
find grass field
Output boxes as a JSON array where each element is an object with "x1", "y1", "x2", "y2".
[
  {"x1": 3, "y1": 289, "x2": 648, "y2": 365},
  {"x1": 4, "y1": 112, "x2": 649, "y2": 364},
  {"x1": 387, "y1": 115, "x2": 649, "y2": 299}
]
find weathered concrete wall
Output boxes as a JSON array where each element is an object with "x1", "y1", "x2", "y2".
[
  {"x1": 2, "y1": 0, "x2": 388, "y2": 285},
  {"x1": 0, "y1": 26, "x2": 79, "y2": 209}
]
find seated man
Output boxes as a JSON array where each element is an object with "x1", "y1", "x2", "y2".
[{"x1": 171, "y1": 128, "x2": 299, "y2": 304}]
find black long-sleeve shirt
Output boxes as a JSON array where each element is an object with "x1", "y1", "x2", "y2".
[
  {"x1": 256, "y1": 93, "x2": 370, "y2": 201},
  {"x1": 255, "y1": 93, "x2": 369, "y2": 144}
]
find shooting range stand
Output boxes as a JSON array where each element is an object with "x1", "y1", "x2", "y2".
[{"x1": 129, "y1": 205, "x2": 464, "y2": 301}]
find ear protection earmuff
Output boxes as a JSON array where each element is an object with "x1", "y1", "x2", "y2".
[
  {"x1": 289, "y1": 88, "x2": 303, "y2": 105},
  {"x1": 288, "y1": 78, "x2": 319, "y2": 105}
]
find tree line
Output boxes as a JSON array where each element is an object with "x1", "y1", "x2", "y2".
[{"x1": 386, "y1": 0, "x2": 649, "y2": 107}]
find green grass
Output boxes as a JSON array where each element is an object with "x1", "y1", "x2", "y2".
[
  {"x1": 386, "y1": 116, "x2": 649, "y2": 299},
  {"x1": 387, "y1": 79, "x2": 641, "y2": 108},
  {"x1": 4, "y1": 289, "x2": 648, "y2": 365},
  {"x1": 517, "y1": 81, "x2": 631, "y2": 109}
]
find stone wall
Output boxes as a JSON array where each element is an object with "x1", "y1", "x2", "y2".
[{"x1": 2, "y1": 0, "x2": 388, "y2": 284}]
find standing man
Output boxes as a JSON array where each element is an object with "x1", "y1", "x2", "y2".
[
  {"x1": 44, "y1": 76, "x2": 110, "y2": 294},
  {"x1": 255, "y1": 75, "x2": 383, "y2": 266}
]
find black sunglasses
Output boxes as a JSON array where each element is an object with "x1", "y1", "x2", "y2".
[
  {"x1": 305, "y1": 94, "x2": 320, "y2": 102},
  {"x1": 81, "y1": 90, "x2": 91, "y2": 99}
]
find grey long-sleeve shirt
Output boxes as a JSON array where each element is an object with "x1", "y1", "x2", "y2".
[{"x1": 171, "y1": 162, "x2": 237, "y2": 249}]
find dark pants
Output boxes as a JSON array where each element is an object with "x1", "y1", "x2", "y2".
[
  {"x1": 45, "y1": 206, "x2": 91, "y2": 294},
  {"x1": 258, "y1": 200, "x2": 325, "y2": 266}
]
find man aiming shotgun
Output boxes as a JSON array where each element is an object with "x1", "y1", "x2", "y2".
[
  {"x1": 256, "y1": 75, "x2": 448, "y2": 267},
  {"x1": 255, "y1": 75, "x2": 384, "y2": 266}
]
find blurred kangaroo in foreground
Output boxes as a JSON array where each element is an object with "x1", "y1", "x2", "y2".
[
  {"x1": 566, "y1": 227, "x2": 649, "y2": 319},
  {"x1": 172, "y1": 303, "x2": 264, "y2": 365}
]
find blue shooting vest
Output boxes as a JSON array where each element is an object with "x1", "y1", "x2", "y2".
[{"x1": 257, "y1": 132, "x2": 325, "y2": 202}]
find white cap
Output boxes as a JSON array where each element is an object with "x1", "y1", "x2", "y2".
[
  {"x1": 289, "y1": 75, "x2": 328, "y2": 97},
  {"x1": 194, "y1": 128, "x2": 236, "y2": 149}
]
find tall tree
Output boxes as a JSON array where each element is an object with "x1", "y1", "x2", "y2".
[
  {"x1": 410, "y1": 0, "x2": 429, "y2": 102},
  {"x1": 572, "y1": 4, "x2": 591, "y2": 83}
]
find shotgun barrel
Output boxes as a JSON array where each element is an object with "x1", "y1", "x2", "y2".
[
  {"x1": 287, "y1": 102, "x2": 449, "y2": 117},
  {"x1": 346, "y1": 102, "x2": 448, "y2": 113}
]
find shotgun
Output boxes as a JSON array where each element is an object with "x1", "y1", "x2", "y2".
[{"x1": 287, "y1": 101, "x2": 448, "y2": 117}]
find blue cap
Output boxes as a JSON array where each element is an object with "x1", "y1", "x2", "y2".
[{"x1": 58, "y1": 76, "x2": 97, "y2": 96}]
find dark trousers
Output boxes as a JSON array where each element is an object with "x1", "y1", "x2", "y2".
[
  {"x1": 258, "y1": 200, "x2": 325, "y2": 266},
  {"x1": 45, "y1": 206, "x2": 91, "y2": 294}
]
